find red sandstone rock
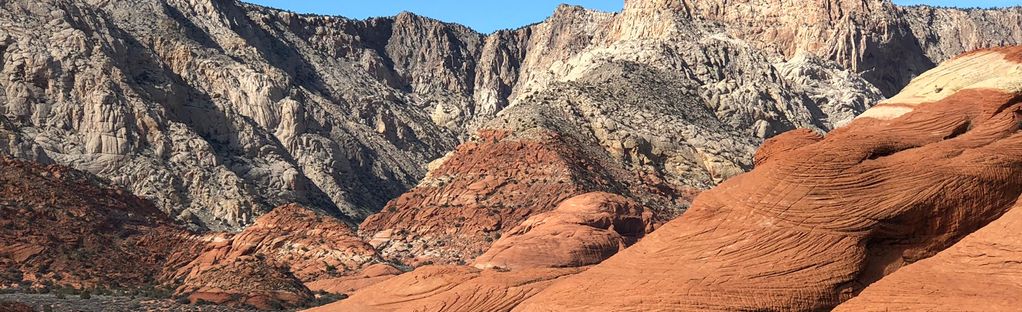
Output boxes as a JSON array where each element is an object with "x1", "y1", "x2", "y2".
[
  {"x1": 305, "y1": 263, "x2": 402, "y2": 295},
  {"x1": 305, "y1": 265, "x2": 584, "y2": 312},
  {"x1": 0, "y1": 156, "x2": 382, "y2": 310},
  {"x1": 174, "y1": 204, "x2": 379, "y2": 283},
  {"x1": 472, "y1": 192, "x2": 652, "y2": 271},
  {"x1": 305, "y1": 192, "x2": 650, "y2": 311},
  {"x1": 0, "y1": 156, "x2": 199, "y2": 290},
  {"x1": 753, "y1": 128, "x2": 823, "y2": 167},
  {"x1": 359, "y1": 130, "x2": 622, "y2": 265},
  {"x1": 176, "y1": 256, "x2": 313, "y2": 309},
  {"x1": 171, "y1": 204, "x2": 384, "y2": 308},
  {"x1": 511, "y1": 46, "x2": 1022, "y2": 311},
  {"x1": 834, "y1": 198, "x2": 1022, "y2": 311}
]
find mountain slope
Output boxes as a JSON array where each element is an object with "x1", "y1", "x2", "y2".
[
  {"x1": 359, "y1": 0, "x2": 885, "y2": 265},
  {"x1": 682, "y1": 0, "x2": 1022, "y2": 96},
  {"x1": 2, "y1": 0, "x2": 1020, "y2": 231},
  {"x1": 306, "y1": 46, "x2": 1022, "y2": 312}
]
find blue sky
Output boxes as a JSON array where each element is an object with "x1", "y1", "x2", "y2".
[{"x1": 245, "y1": 0, "x2": 1022, "y2": 34}]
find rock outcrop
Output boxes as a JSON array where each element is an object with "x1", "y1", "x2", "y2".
[
  {"x1": 0, "y1": 155, "x2": 392, "y2": 309},
  {"x1": 311, "y1": 192, "x2": 656, "y2": 312},
  {"x1": 1, "y1": 0, "x2": 1020, "y2": 234},
  {"x1": 0, "y1": 0, "x2": 472, "y2": 230},
  {"x1": 0, "y1": 0, "x2": 888, "y2": 231},
  {"x1": 304, "y1": 263, "x2": 402, "y2": 295},
  {"x1": 175, "y1": 256, "x2": 313, "y2": 309},
  {"x1": 682, "y1": 0, "x2": 1022, "y2": 96},
  {"x1": 361, "y1": 11, "x2": 886, "y2": 262},
  {"x1": 306, "y1": 265, "x2": 584, "y2": 312},
  {"x1": 834, "y1": 199, "x2": 1022, "y2": 311},
  {"x1": 174, "y1": 204, "x2": 379, "y2": 284},
  {"x1": 0, "y1": 155, "x2": 199, "y2": 290},
  {"x1": 513, "y1": 46, "x2": 1022, "y2": 311},
  {"x1": 170, "y1": 204, "x2": 388, "y2": 307},
  {"x1": 472, "y1": 192, "x2": 652, "y2": 271}
]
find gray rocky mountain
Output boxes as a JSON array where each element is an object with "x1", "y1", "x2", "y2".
[{"x1": 0, "y1": 0, "x2": 1019, "y2": 233}]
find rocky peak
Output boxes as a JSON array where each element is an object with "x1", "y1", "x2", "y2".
[
  {"x1": 681, "y1": 0, "x2": 1022, "y2": 96},
  {"x1": 604, "y1": 0, "x2": 690, "y2": 42}
]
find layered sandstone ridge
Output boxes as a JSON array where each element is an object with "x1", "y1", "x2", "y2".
[{"x1": 514, "y1": 46, "x2": 1022, "y2": 311}]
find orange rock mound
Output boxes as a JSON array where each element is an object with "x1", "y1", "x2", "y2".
[
  {"x1": 175, "y1": 204, "x2": 379, "y2": 283},
  {"x1": 305, "y1": 263, "x2": 402, "y2": 295},
  {"x1": 177, "y1": 256, "x2": 314, "y2": 309},
  {"x1": 472, "y1": 192, "x2": 652, "y2": 270},
  {"x1": 171, "y1": 204, "x2": 385, "y2": 307},
  {"x1": 359, "y1": 130, "x2": 622, "y2": 265},
  {"x1": 513, "y1": 46, "x2": 1022, "y2": 311},
  {"x1": 310, "y1": 192, "x2": 653, "y2": 312}
]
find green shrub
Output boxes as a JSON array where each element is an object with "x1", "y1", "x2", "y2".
[{"x1": 79, "y1": 290, "x2": 91, "y2": 300}]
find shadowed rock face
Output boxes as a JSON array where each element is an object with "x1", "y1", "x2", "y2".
[
  {"x1": 514, "y1": 46, "x2": 1022, "y2": 311},
  {"x1": 834, "y1": 200, "x2": 1022, "y2": 311},
  {"x1": 0, "y1": 0, "x2": 476, "y2": 230}
]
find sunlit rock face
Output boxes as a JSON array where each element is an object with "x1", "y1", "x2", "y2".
[{"x1": 515, "y1": 46, "x2": 1022, "y2": 311}]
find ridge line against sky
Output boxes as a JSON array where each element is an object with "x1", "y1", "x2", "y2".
[{"x1": 244, "y1": 0, "x2": 1022, "y2": 33}]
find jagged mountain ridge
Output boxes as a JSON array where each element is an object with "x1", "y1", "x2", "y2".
[{"x1": 0, "y1": 0, "x2": 1019, "y2": 231}]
